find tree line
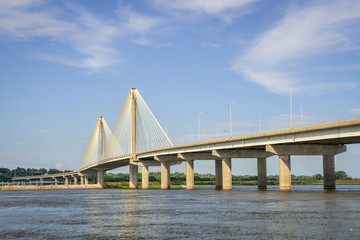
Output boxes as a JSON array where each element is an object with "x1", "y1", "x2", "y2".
[
  {"x1": 0, "y1": 167, "x2": 353, "y2": 183},
  {"x1": 0, "y1": 167, "x2": 73, "y2": 182},
  {"x1": 104, "y1": 171, "x2": 353, "y2": 183}
]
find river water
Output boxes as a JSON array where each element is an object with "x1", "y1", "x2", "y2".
[{"x1": 1, "y1": 185, "x2": 360, "y2": 239}]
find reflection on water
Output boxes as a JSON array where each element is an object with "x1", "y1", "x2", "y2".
[{"x1": 1, "y1": 186, "x2": 360, "y2": 239}]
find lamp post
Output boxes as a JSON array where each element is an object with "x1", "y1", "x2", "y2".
[
  {"x1": 230, "y1": 102, "x2": 236, "y2": 137},
  {"x1": 290, "y1": 83, "x2": 296, "y2": 129},
  {"x1": 298, "y1": 103, "x2": 303, "y2": 127},
  {"x1": 198, "y1": 112, "x2": 203, "y2": 142}
]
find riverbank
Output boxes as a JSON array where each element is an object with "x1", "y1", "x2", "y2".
[{"x1": 0, "y1": 184, "x2": 103, "y2": 190}]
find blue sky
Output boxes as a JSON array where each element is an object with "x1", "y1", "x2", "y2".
[{"x1": 1, "y1": 0, "x2": 360, "y2": 177}]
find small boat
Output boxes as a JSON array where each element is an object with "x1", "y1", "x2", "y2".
[{"x1": 181, "y1": 185, "x2": 186, "y2": 188}]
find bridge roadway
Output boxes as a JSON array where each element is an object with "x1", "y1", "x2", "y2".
[{"x1": 13, "y1": 119, "x2": 360, "y2": 190}]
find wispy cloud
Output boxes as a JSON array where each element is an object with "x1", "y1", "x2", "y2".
[
  {"x1": 201, "y1": 42, "x2": 220, "y2": 48},
  {"x1": 0, "y1": 0, "x2": 119, "y2": 72},
  {"x1": 153, "y1": 0, "x2": 259, "y2": 23},
  {"x1": 232, "y1": 0, "x2": 360, "y2": 94},
  {"x1": 55, "y1": 163, "x2": 64, "y2": 169},
  {"x1": 348, "y1": 108, "x2": 360, "y2": 116}
]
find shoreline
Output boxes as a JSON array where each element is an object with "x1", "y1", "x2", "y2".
[{"x1": 0, "y1": 184, "x2": 104, "y2": 191}]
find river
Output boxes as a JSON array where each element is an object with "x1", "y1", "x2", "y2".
[{"x1": 1, "y1": 185, "x2": 360, "y2": 239}]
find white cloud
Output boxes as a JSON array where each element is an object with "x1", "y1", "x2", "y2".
[
  {"x1": 201, "y1": 42, "x2": 220, "y2": 48},
  {"x1": 153, "y1": 0, "x2": 259, "y2": 22},
  {"x1": 0, "y1": 0, "x2": 119, "y2": 72},
  {"x1": 232, "y1": 0, "x2": 360, "y2": 94},
  {"x1": 55, "y1": 163, "x2": 64, "y2": 169},
  {"x1": 348, "y1": 108, "x2": 360, "y2": 115}
]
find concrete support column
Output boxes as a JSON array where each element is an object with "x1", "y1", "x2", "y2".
[
  {"x1": 64, "y1": 177, "x2": 69, "y2": 186},
  {"x1": 142, "y1": 165, "x2": 149, "y2": 189},
  {"x1": 84, "y1": 176, "x2": 89, "y2": 185},
  {"x1": 222, "y1": 158, "x2": 232, "y2": 190},
  {"x1": 257, "y1": 157, "x2": 267, "y2": 190},
  {"x1": 215, "y1": 159, "x2": 223, "y2": 189},
  {"x1": 279, "y1": 155, "x2": 291, "y2": 191},
  {"x1": 323, "y1": 155, "x2": 335, "y2": 190},
  {"x1": 53, "y1": 178, "x2": 57, "y2": 185},
  {"x1": 161, "y1": 161, "x2": 170, "y2": 189},
  {"x1": 97, "y1": 170, "x2": 104, "y2": 187},
  {"x1": 74, "y1": 177, "x2": 78, "y2": 185},
  {"x1": 80, "y1": 176, "x2": 84, "y2": 185},
  {"x1": 129, "y1": 165, "x2": 138, "y2": 189},
  {"x1": 186, "y1": 160, "x2": 194, "y2": 190}
]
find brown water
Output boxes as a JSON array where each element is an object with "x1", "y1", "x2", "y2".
[{"x1": 1, "y1": 185, "x2": 360, "y2": 239}]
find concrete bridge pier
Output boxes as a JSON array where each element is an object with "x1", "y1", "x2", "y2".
[
  {"x1": 80, "y1": 176, "x2": 84, "y2": 185},
  {"x1": 142, "y1": 165, "x2": 149, "y2": 189},
  {"x1": 52, "y1": 177, "x2": 57, "y2": 185},
  {"x1": 73, "y1": 176, "x2": 78, "y2": 185},
  {"x1": 161, "y1": 161, "x2": 170, "y2": 189},
  {"x1": 222, "y1": 158, "x2": 232, "y2": 190},
  {"x1": 323, "y1": 155, "x2": 335, "y2": 190},
  {"x1": 257, "y1": 157, "x2": 267, "y2": 190},
  {"x1": 63, "y1": 176, "x2": 69, "y2": 186},
  {"x1": 279, "y1": 155, "x2": 291, "y2": 191},
  {"x1": 97, "y1": 169, "x2": 105, "y2": 187},
  {"x1": 186, "y1": 160, "x2": 194, "y2": 190},
  {"x1": 84, "y1": 175, "x2": 89, "y2": 185},
  {"x1": 267, "y1": 144, "x2": 346, "y2": 191},
  {"x1": 215, "y1": 160, "x2": 223, "y2": 189},
  {"x1": 129, "y1": 165, "x2": 138, "y2": 189}
]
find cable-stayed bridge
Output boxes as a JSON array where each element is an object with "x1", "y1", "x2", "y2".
[{"x1": 13, "y1": 88, "x2": 360, "y2": 190}]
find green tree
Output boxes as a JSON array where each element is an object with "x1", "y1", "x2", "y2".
[
  {"x1": 48, "y1": 168, "x2": 61, "y2": 174},
  {"x1": 0, "y1": 173, "x2": 12, "y2": 182},
  {"x1": 0, "y1": 168, "x2": 11, "y2": 176},
  {"x1": 314, "y1": 174, "x2": 323, "y2": 180},
  {"x1": 39, "y1": 168, "x2": 48, "y2": 175},
  {"x1": 335, "y1": 171, "x2": 349, "y2": 180}
]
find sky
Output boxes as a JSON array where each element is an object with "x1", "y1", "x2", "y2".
[{"x1": 0, "y1": 0, "x2": 360, "y2": 177}]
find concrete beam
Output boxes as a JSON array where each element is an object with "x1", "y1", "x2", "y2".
[
  {"x1": 154, "y1": 155, "x2": 178, "y2": 162},
  {"x1": 266, "y1": 144, "x2": 346, "y2": 156},
  {"x1": 178, "y1": 152, "x2": 219, "y2": 160},
  {"x1": 213, "y1": 149, "x2": 273, "y2": 159},
  {"x1": 140, "y1": 160, "x2": 161, "y2": 167}
]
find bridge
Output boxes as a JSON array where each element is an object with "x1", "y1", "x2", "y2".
[{"x1": 13, "y1": 88, "x2": 360, "y2": 190}]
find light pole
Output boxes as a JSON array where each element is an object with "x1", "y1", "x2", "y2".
[
  {"x1": 230, "y1": 102, "x2": 236, "y2": 137},
  {"x1": 298, "y1": 103, "x2": 303, "y2": 127},
  {"x1": 166, "y1": 122, "x2": 171, "y2": 135},
  {"x1": 290, "y1": 83, "x2": 296, "y2": 129},
  {"x1": 257, "y1": 112, "x2": 261, "y2": 133},
  {"x1": 198, "y1": 112, "x2": 203, "y2": 142}
]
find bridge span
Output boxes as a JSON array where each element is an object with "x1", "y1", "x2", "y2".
[{"x1": 13, "y1": 88, "x2": 360, "y2": 191}]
